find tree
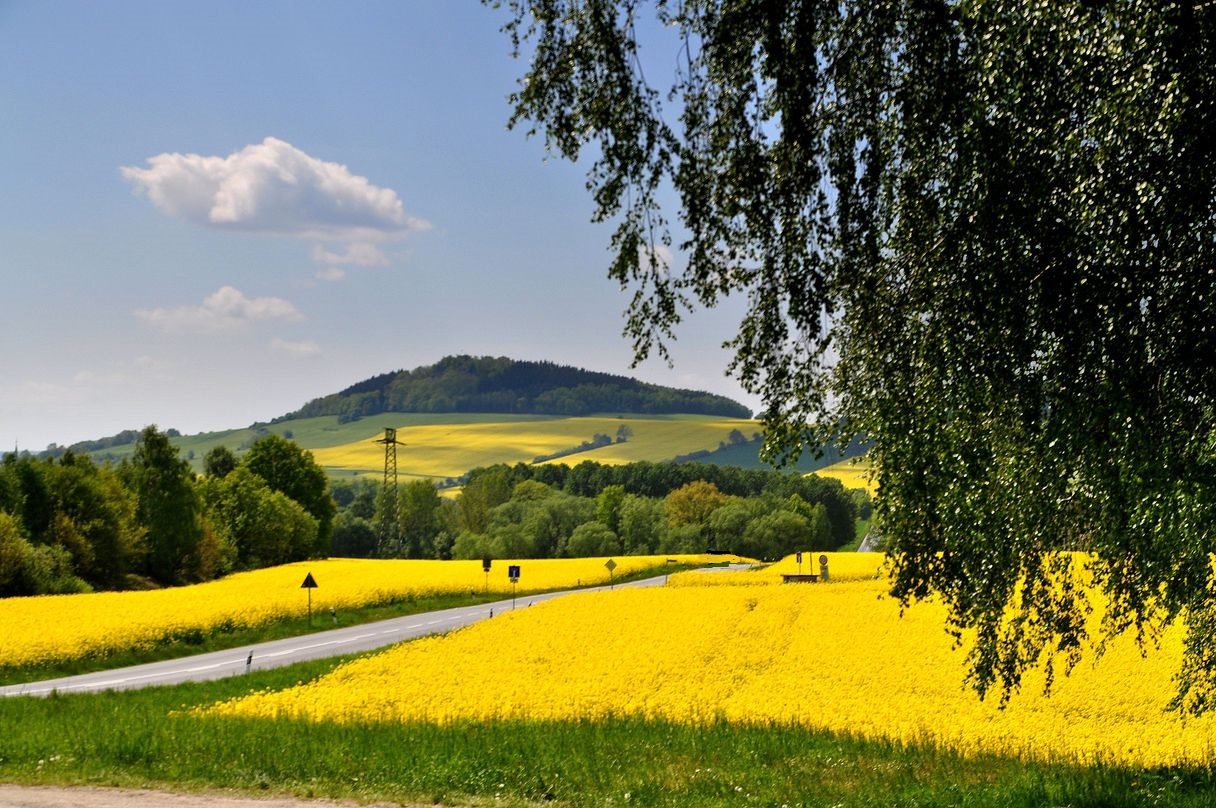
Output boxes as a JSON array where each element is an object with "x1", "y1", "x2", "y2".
[
  {"x1": 458, "y1": 466, "x2": 512, "y2": 534},
  {"x1": 617, "y1": 493, "x2": 663, "y2": 554},
  {"x1": 199, "y1": 466, "x2": 318, "y2": 570},
  {"x1": 243, "y1": 434, "x2": 335, "y2": 556},
  {"x1": 595, "y1": 484, "x2": 627, "y2": 534},
  {"x1": 203, "y1": 445, "x2": 238, "y2": 478},
  {"x1": 0, "y1": 511, "x2": 90, "y2": 597},
  {"x1": 741, "y1": 511, "x2": 810, "y2": 562},
  {"x1": 664, "y1": 480, "x2": 729, "y2": 533},
  {"x1": 331, "y1": 511, "x2": 379, "y2": 558},
  {"x1": 124, "y1": 425, "x2": 203, "y2": 584},
  {"x1": 496, "y1": 1, "x2": 1216, "y2": 707},
  {"x1": 566, "y1": 521, "x2": 621, "y2": 557},
  {"x1": 46, "y1": 453, "x2": 145, "y2": 588},
  {"x1": 398, "y1": 479, "x2": 443, "y2": 558}
]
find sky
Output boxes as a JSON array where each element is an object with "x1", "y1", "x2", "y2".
[{"x1": 0, "y1": 1, "x2": 760, "y2": 453}]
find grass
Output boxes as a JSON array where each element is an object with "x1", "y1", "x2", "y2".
[
  {"x1": 1, "y1": 656, "x2": 1213, "y2": 807},
  {"x1": 836, "y1": 518, "x2": 872, "y2": 552},
  {"x1": 0, "y1": 565, "x2": 692, "y2": 687}
]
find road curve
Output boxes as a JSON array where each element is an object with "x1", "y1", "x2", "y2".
[{"x1": 0, "y1": 571, "x2": 693, "y2": 698}]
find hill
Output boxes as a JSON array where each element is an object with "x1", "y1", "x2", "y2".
[
  {"x1": 273, "y1": 355, "x2": 752, "y2": 422},
  {"x1": 43, "y1": 358, "x2": 871, "y2": 479}
]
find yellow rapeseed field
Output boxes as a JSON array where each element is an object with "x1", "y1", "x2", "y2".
[
  {"x1": 208, "y1": 558, "x2": 1216, "y2": 767},
  {"x1": 813, "y1": 456, "x2": 876, "y2": 494},
  {"x1": 667, "y1": 551, "x2": 885, "y2": 586},
  {"x1": 311, "y1": 415, "x2": 759, "y2": 478},
  {"x1": 0, "y1": 556, "x2": 710, "y2": 669}
]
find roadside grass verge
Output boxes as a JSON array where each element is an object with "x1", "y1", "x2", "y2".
[
  {"x1": 0, "y1": 565, "x2": 692, "y2": 687},
  {"x1": 0, "y1": 657, "x2": 1213, "y2": 807}
]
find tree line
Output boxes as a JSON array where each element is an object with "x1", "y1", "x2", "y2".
[
  {"x1": 332, "y1": 460, "x2": 870, "y2": 564},
  {"x1": 3, "y1": 426, "x2": 868, "y2": 598},
  {"x1": 0, "y1": 427, "x2": 333, "y2": 597}
]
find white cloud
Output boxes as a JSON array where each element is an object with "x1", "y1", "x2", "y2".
[
  {"x1": 639, "y1": 243, "x2": 674, "y2": 275},
  {"x1": 314, "y1": 266, "x2": 347, "y2": 282},
  {"x1": 134, "y1": 285, "x2": 303, "y2": 333},
  {"x1": 121, "y1": 137, "x2": 429, "y2": 241},
  {"x1": 270, "y1": 338, "x2": 322, "y2": 358},
  {"x1": 311, "y1": 241, "x2": 390, "y2": 267}
]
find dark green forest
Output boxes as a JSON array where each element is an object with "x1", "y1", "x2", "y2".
[{"x1": 277, "y1": 355, "x2": 753, "y2": 422}]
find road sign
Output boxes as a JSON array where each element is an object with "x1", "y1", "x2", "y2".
[
  {"x1": 604, "y1": 559, "x2": 617, "y2": 572},
  {"x1": 508, "y1": 565, "x2": 521, "y2": 610},
  {"x1": 482, "y1": 556, "x2": 492, "y2": 573},
  {"x1": 300, "y1": 572, "x2": 318, "y2": 626}
]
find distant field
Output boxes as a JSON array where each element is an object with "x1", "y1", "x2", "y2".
[
  {"x1": 77, "y1": 413, "x2": 766, "y2": 479},
  {"x1": 311, "y1": 414, "x2": 760, "y2": 480},
  {"x1": 815, "y1": 456, "x2": 875, "y2": 493}
]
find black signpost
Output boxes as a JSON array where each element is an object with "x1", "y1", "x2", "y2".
[
  {"x1": 605, "y1": 558, "x2": 617, "y2": 589},
  {"x1": 508, "y1": 564, "x2": 520, "y2": 609},
  {"x1": 483, "y1": 556, "x2": 492, "y2": 593},
  {"x1": 301, "y1": 571, "x2": 318, "y2": 626}
]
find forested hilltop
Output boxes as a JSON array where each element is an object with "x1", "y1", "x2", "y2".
[{"x1": 275, "y1": 356, "x2": 752, "y2": 422}]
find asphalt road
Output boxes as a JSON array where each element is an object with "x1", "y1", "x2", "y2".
[{"x1": 0, "y1": 570, "x2": 698, "y2": 698}]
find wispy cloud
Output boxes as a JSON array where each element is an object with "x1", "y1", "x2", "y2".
[
  {"x1": 133, "y1": 285, "x2": 303, "y2": 333},
  {"x1": 269, "y1": 337, "x2": 321, "y2": 358},
  {"x1": 121, "y1": 137, "x2": 429, "y2": 241},
  {"x1": 314, "y1": 266, "x2": 347, "y2": 282},
  {"x1": 311, "y1": 241, "x2": 390, "y2": 267}
]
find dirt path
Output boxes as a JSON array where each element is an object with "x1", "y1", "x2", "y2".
[{"x1": 0, "y1": 784, "x2": 436, "y2": 808}]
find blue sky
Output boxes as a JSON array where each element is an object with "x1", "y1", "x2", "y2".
[{"x1": 1, "y1": 1, "x2": 757, "y2": 452}]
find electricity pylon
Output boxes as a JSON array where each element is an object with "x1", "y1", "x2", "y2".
[{"x1": 375, "y1": 427, "x2": 405, "y2": 556}]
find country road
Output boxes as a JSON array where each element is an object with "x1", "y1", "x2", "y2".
[{"x1": 1, "y1": 567, "x2": 747, "y2": 698}]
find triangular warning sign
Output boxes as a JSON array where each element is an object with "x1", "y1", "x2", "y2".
[{"x1": 300, "y1": 572, "x2": 318, "y2": 589}]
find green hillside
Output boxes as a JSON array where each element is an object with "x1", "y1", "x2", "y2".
[{"x1": 278, "y1": 355, "x2": 752, "y2": 421}]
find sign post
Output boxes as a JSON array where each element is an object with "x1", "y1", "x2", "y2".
[
  {"x1": 508, "y1": 564, "x2": 521, "y2": 609},
  {"x1": 605, "y1": 558, "x2": 617, "y2": 589},
  {"x1": 796, "y1": 551, "x2": 803, "y2": 574},
  {"x1": 300, "y1": 571, "x2": 319, "y2": 626},
  {"x1": 482, "y1": 556, "x2": 492, "y2": 594},
  {"x1": 818, "y1": 554, "x2": 829, "y2": 582}
]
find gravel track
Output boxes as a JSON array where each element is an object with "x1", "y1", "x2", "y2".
[{"x1": 0, "y1": 785, "x2": 437, "y2": 808}]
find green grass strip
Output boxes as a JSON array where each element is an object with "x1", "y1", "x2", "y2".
[{"x1": 1, "y1": 655, "x2": 1214, "y2": 807}]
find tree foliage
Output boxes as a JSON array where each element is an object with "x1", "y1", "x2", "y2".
[
  {"x1": 243, "y1": 434, "x2": 335, "y2": 556},
  {"x1": 125, "y1": 426, "x2": 204, "y2": 585},
  {"x1": 280, "y1": 355, "x2": 751, "y2": 421},
  {"x1": 495, "y1": 0, "x2": 1216, "y2": 707}
]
